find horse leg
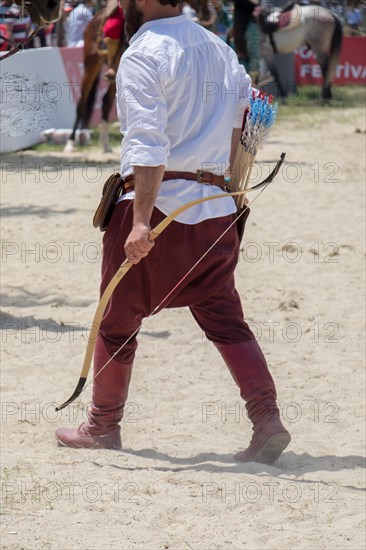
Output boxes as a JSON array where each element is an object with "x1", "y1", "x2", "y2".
[
  {"x1": 64, "y1": 55, "x2": 103, "y2": 152},
  {"x1": 99, "y1": 119, "x2": 111, "y2": 154},
  {"x1": 310, "y1": 16, "x2": 342, "y2": 103},
  {"x1": 319, "y1": 56, "x2": 332, "y2": 102},
  {"x1": 271, "y1": 64, "x2": 288, "y2": 102},
  {"x1": 64, "y1": 97, "x2": 86, "y2": 153},
  {"x1": 64, "y1": 112, "x2": 81, "y2": 153},
  {"x1": 310, "y1": 45, "x2": 333, "y2": 103},
  {"x1": 323, "y1": 16, "x2": 342, "y2": 102},
  {"x1": 262, "y1": 50, "x2": 288, "y2": 100},
  {"x1": 310, "y1": 49, "x2": 333, "y2": 104},
  {"x1": 100, "y1": 82, "x2": 116, "y2": 153},
  {"x1": 82, "y1": 75, "x2": 100, "y2": 129},
  {"x1": 65, "y1": 92, "x2": 89, "y2": 152},
  {"x1": 100, "y1": 39, "x2": 125, "y2": 152}
]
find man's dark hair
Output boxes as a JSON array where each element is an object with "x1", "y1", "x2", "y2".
[{"x1": 157, "y1": 0, "x2": 180, "y2": 6}]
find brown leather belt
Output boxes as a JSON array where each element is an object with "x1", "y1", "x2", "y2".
[{"x1": 123, "y1": 170, "x2": 229, "y2": 192}]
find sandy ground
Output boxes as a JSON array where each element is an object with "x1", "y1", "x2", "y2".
[{"x1": 1, "y1": 106, "x2": 365, "y2": 550}]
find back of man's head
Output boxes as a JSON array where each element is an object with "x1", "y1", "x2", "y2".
[{"x1": 157, "y1": 0, "x2": 180, "y2": 6}]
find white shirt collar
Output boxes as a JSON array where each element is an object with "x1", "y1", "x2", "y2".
[{"x1": 129, "y1": 14, "x2": 188, "y2": 44}]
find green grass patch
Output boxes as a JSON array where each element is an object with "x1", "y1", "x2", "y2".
[
  {"x1": 277, "y1": 85, "x2": 366, "y2": 120},
  {"x1": 29, "y1": 125, "x2": 122, "y2": 153}
]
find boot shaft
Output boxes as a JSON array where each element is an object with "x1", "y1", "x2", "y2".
[{"x1": 215, "y1": 339, "x2": 279, "y2": 424}]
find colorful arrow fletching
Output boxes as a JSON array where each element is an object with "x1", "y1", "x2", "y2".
[{"x1": 241, "y1": 93, "x2": 278, "y2": 155}]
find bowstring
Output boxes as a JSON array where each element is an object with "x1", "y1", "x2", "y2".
[{"x1": 80, "y1": 181, "x2": 272, "y2": 396}]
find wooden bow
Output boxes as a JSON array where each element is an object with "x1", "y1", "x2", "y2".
[{"x1": 55, "y1": 154, "x2": 285, "y2": 411}]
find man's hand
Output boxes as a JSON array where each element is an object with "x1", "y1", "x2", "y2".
[
  {"x1": 124, "y1": 165, "x2": 164, "y2": 264},
  {"x1": 124, "y1": 222, "x2": 154, "y2": 264}
]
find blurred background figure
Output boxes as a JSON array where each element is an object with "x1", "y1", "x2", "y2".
[
  {"x1": 0, "y1": 0, "x2": 16, "y2": 50},
  {"x1": 0, "y1": 0, "x2": 18, "y2": 21},
  {"x1": 55, "y1": 1, "x2": 73, "y2": 47},
  {"x1": 198, "y1": 0, "x2": 218, "y2": 31},
  {"x1": 182, "y1": 1, "x2": 199, "y2": 22},
  {"x1": 346, "y1": 0, "x2": 362, "y2": 35},
  {"x1": 0, "y1": 22, "x2": 9, "y2": 51},
  {"x1": 181, "y1": 0, "x2": 217, "y2": 31},
  {"x1": 0, "y1": 0, "x2": 31, "y2": 49},
  {"x1": 66, "y1": 0, "x2": 95, "y2": 47},
  {"x1": 213, "y1": 0, "x2": 232, "y2": 36}
]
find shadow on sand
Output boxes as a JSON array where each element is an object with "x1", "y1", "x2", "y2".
[{"x1": 89, "y1": 448, "x2": 365, "y2": 492}]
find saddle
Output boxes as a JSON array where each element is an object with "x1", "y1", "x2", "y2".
[{"x1": 256, "y1": 3, "x2": 302, "y2": 35}]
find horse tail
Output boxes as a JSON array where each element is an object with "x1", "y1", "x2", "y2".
[
  {"x1": 328, "y1": 14, "x2": 343, "y2": 82},
  {"x1": 82, "y1": 75, "x2": 100, "y2": 129}
]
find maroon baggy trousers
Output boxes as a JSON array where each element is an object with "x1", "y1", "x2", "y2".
[{"x1": 98, "y1": 200, "x2": 255, "y2": 363}]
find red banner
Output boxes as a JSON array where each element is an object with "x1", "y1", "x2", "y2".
[{"x1": 295, "y1": 36, "x2": 366, "y2": 85}]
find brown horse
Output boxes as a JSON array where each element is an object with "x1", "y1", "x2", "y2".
[
  {"x1": 0, "y1": 0, "x2": 62, "y2": 59},
  {"x1": 64, "y1": 0, "x2": 126, "y2": 153},
  {"x1": 15, "y1": 0, "x2": 62, "y2": 27}
]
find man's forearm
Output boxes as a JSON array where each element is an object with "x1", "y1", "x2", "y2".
[
  {"x1": 123, "y1": 165, "x2": 165, "y2": 264},
  {"x1": 132, "y1": 165, "x2": 165, "y2": 227}
]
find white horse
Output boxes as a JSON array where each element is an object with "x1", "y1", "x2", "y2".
[{"x1": 258, "y1": 4, "x2": 343, "y2": 101}]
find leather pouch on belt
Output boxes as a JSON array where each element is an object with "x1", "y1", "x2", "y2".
[
  {"x1": 236, "y1": 206, "x2": 250, "y2": 243},
  {"x1": 93, "y1": 173, "x2": 123, "y2": 231}
]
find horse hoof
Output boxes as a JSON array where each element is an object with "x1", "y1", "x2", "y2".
[
  {"x1": 64, "y1": 139, "x2": 75, "y2": 153},
  {"x1": 320, "y1": 96, "x2": 332, "y2": 106}
]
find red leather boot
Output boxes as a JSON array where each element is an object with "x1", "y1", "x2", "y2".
[
  {"x1": 215, "y1": 340, "x2": 291, "y2": 464},
  {"x1": 55, "y1": 337, "x2": 133, "y2": 449}
]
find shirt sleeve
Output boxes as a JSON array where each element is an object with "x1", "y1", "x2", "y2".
[
  {"x1": 233, "y1": 63, "x2": 253, "y2": 128},
  {"x1": 117, "y1": 51, "x2": 170, "y2": 167}
]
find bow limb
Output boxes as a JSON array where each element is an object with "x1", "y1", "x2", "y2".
[
  {"x1": 55, "y1": 153, "x2": 285, "y2": 411},
  {"x1": 55, "y1": 259, "x2": 134, "y2": 410}
]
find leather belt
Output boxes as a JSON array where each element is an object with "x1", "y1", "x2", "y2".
[{"x1": 123, "y1": 170, "x2": 229, "y2": 192}]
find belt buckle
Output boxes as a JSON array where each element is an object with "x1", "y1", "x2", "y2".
[{"x1": 196, "y1": 169, "x2": 205, "y2": 184}]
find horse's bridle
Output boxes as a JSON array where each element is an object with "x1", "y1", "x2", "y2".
[
  {"x1": 0, "y1": 26, "x2": 39, "y2": 61},
  {"x1": 1, "y1": 0, "x2": 41, "y2": 61}
]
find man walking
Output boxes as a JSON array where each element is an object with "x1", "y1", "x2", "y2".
[{"x1": 56, "y1": 0, "x2": 291, "y2": 464}]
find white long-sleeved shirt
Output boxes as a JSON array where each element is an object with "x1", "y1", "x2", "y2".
[
  {"x1": 116, "y1": 15, "x2": 252, "y2": 224},
  {"x1": 66, "y1": 3, "x2": 93, "y2": 47}
]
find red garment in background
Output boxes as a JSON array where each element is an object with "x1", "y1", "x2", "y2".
[
  {"x1": 103, "y1": 6, "x2": 125, "y2": 40},
  {"x1": 0, "y1": 23, "x2": 9, "y2": 51}
]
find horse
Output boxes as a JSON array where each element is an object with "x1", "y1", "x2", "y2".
[
  {"x1": 64, "y1": 1, "x2": 126, "y2": 153},
  {"x1": 255, "y1": 3, "x2": 343, "y2": 101},
  {"x1": 14, "y1": 0, "x2": 62, "y2": 28},
  {"x1": 0, "y1": 0, "x2": 62, "y2": 59}
]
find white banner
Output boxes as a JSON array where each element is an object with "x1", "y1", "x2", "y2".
[{"x1": 1, "y1": 47, "x2": 79, "y2": 153}]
